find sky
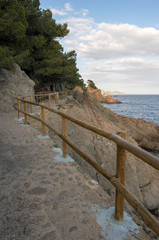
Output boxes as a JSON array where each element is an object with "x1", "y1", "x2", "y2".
[{"x1": 39, "y1": 0, "x2": 159, "y2": 94}]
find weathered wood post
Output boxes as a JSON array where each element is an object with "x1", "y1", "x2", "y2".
[
  {"x1": 115, "y1": 131, "x2": 126, "y2": 221},
  {"x1": 55, "y1": 92, "x2": 57, "y2": 105},
  {"x1": 41, "y1": 103, "x2": 46, "y2": 136},
  {"x1": 57, "y1": 92, "x2": 59, "y2": 105},
  {"x1": 65, "y1": 90, "x2": 68, "y2": 97},
  {"x1": 17, "y1": 97, "x2": 21, "y2": 119},
  {"x1": 49, "y1": 93, "x2": 51, "y2": 108},
  {"x1": 62, "y1": 109, "x2": 67, "y2": 158},
  {"x1": 24, "y1": 100, "x2": 27, "y2": 125},
  {"x1": 30, "y1": 95, "x2": 33, "y2": 113},
  {"x1": 55, "y1": 92, "x2": 59, "y2": 105},
  {"x1": 36, "y1": 95, "x2": 38, "y2": 103}
]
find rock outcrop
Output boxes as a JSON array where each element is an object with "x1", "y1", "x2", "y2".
[
  {"x1": 0, "y1": 64, "x2": 35, "y2": 112},
  {"x1": 43, "y1": 89, "x2": 159, "y2": 214},
  {"x1": 87, "y1": 84, "x2": 121, "y2": 104},
  {"x1": 105, "y1": 95, "x2": 121, "y2": 104}
]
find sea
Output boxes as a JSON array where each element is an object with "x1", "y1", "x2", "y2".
[{"x1": 102, "y1": 95, "x2": 159, "y2": 125}]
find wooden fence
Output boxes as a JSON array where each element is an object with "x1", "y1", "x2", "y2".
[
  {"x1": 18, "y1": 90, "x2": 72, "y2": 108},
  {"x1": 15, "y1": 93, "x2": 159, "y2": 236}
]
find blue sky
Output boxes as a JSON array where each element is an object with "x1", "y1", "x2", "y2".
[{"x1": 40, "y1": 0, "x2": 159, "y2": 94}]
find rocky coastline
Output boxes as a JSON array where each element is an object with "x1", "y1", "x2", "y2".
[
  {"x1": 35, "y1": 87, "x2": 159, "y2": 223},
  {"x1": 87, "y1": 84, "x2": 122, "y2": 104},
  {"x1": 102, "y1": 95, "x2": 121, "y2": 104},
  {"x1": 0, "y1": 63, "x2": 159, "y2": 238}
]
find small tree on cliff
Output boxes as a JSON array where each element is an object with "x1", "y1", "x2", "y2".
[{"x1": 87, "y1": 80, "x2": 97, "y2": 89}]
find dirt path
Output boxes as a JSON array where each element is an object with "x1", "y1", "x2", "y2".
[{"x1": 0, "y1": 110, "x2": 153, "y2": 240}]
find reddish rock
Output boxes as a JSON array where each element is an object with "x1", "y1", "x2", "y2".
[
  {"x1": 87, "y1": 84, "x2": 121, "y2": 104},
  {"x1": 104, "y1": 95, "x2": 121, "y2": 104},
  {"x1": 73, "y1": 86, "x2": 83, "y2": 93}
]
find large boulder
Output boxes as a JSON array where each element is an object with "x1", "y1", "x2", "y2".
[{"x1": 0, "y1": 64, "x2": 35, "y2": 112}]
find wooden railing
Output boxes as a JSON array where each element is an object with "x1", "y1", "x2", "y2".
[
  {"x1": 15, "y1": 93, "x2": 159, "y2": 236},
  {"x1": 18, "y1": 90, "x2": 72, "y2": 108}
]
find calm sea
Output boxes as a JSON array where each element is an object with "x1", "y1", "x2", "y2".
[{"x1": 102, "y1": 95, "x2": 159, "y2": 125}]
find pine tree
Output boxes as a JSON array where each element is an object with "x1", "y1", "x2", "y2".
[{"x1": 0, "y1": 0, "x2": 84, "y2": 88}]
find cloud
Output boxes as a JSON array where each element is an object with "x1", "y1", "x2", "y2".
[
  {"x1": 57, "y1": 6, "x2": 159, "y2": 93},
  {"x1": 82, "y1": 9, "x2": 89, "y2": 16},
  {"x1": 51, "y1": 8, "x2": 67, "y2": 16},
  {"x1": 65, "y1": 2, "x2": 73, "y2": 11},
  {"x1": 60, "y1": 17, "x2": 159, "y2": 59},
  {"x1": 80, "y1": 57, "x2": 159, "y2": 93},
  {"x1": 50, "y1": 2, "x2": 73, "y2": 16}
]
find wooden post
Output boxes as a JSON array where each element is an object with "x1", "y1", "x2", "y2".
[
  {"x1": 24, "y1": 100, "x2": 27, "y2": 125},
  {"x1": 115, "y1": 131, "x2": 126, "y2": 221},
  {"x1": 55, "y1": 92, "x2": 59, "y2": 105},
  {"x1": 55, "y1": 92, "x2": 57, "y2": 105},
  {"x1": 30, "y1": 95, "x2": 33, "y2": 113},
  {"x1": 41, "y1": 103, "x2": 46, "y2": 136},
  {"x1": 49, "y1": 93, "x2": 51, "y2": 108},
  {"x1": 57, "y1": 92, "x2": 59, "y2": 105},
  {"x1": 65, "y1": 90, "x2": 68, "y2": 97},
  {"x1": 62, "y1": 109, "x2": 67, "y2": 158},
  {"x1": 17, "y1": 97, "x2": 20, "y2": 119}
]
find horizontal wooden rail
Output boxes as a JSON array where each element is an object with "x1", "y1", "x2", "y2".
[
  {"x1": 17, "y1": 99, "x2": 159, "y2": 171},
  {"x1": 17, "y1": 90, "x2": 72, "y2": 99},
  {"x1": 15, "y1": 105, "x2": 159, "y2": 236},
  {"x1": 17, "y1": 93, "x2": 55, "y2": 98},
  {"x1": 33, "y1": 102, "x2": 159, "y2": 171}
]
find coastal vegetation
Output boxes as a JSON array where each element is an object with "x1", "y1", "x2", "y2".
[
  {"x1": 0, "y1": 0, "x2": 84, "y2": 89},
  {"x1": 87, "y1": 79, "x2": 97, "y2": 89}
]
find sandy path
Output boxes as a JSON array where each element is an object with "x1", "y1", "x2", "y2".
[{"x1": 0, "y1": 110, "x2": 153, "y2": 240}]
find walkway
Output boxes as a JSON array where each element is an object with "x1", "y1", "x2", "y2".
[{"x1": 0, "y1": 110, "x2": 152, "y2": 240}]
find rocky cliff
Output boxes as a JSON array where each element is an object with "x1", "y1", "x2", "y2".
[
  {"x1": 43, "y1": 89, "x2": 159, "y2": 217},
  {"x1": 0, "y1": 64, "x2": 35, "y2": 112},
  {"x1": 87, "y1": 84, "x2": 121, "y2": 103}
]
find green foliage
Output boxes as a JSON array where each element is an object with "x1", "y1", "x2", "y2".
[
  {"x1": 0, "y1": 0, "x2": 84, "y2": 89},
  {"x1": 53, "y1": 143, "x2": 59, "y2": 148},
  {"x1": 0, "y1": 46, "x2": 13, "y2": 69},
  {"x1": 87, "y1": 79, "x2": 97, "y2": 89},
  {"x1": 34, "y1": 79, "x2": 39, "y2": 86}
]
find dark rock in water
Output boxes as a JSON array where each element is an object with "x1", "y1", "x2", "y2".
[{"x1": 0, "y1": 64, "x2": 35, "y2": 112}]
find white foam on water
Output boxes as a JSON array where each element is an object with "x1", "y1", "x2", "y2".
[{"x1": 92, "y1": 205, "x2": 140, "y2": 240}]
